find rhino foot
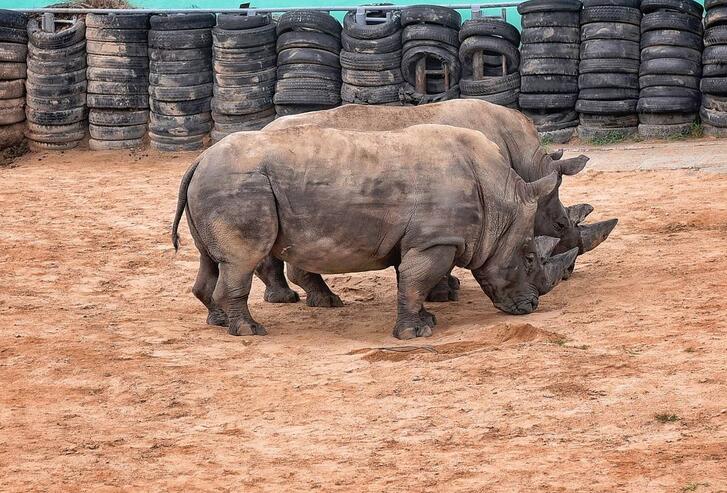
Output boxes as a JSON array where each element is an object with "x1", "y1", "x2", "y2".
[
  {"x1": 264, "y1": 287, "x2": 300, "y2": 304},
  {"x1": 419, "y1": 308, "x2": 437, "y2": 328},
  {"x1": 393, "y1": 318, "x2": 434, "y2": 340},
  {"x1": 206, "y1": 309, "x2": 229, "y2": 327},
  {"x1": 306, "y1": 291, "x2": 344, "y2": 308},
  {"x1": 228, "y1": 319, "x2": 268, "y2": 336}
]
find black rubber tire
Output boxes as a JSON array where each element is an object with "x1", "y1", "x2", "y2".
[
  {"x1": 641, "y1": 12, "x2": 703, "y2": 35},
  {"x1": 638, "y1": 122, "x2": 694, "y2": 138},
  {"x1": 0, "y1": 26, "x2": 27, "y2": 44},
  {"x1": 641, "y1": 45, "x2": 701, "y2": 63},
  {"x1": 400, "y1": 5, "x2": 461, "y2": 29},
  {"x1": 0, "y1": 121, "x2": 25, "y2": 148},
  {"x1": 640, "y1": 74, "x2": 699, "y2": 89},
  {"x1": 150, "y1": 13, "x2": 215, "y2": 31},
  {"x1": 87, "y1": 54, "x2": 148, "y2": 69},
  {"x1": 87, "y1": 66, "x2": 147, "y2": 83},
  {"x1": 87, "y1": 80, "x2": 146, "y2": 95},
  {"x1": 461, "y1": 87, "x2": 520, "y2": 106},
  {"x1": 340, "y1": 50, "x2": 400, "y2": 70},
  {"x1": 579, "y1": 58, "x2": 640, "y2": 74},
  {"x1": 274, "y1": 90, "x2": 340, "y2": 107},
  {"x1": 458, "y1": 18, "x2": 520, "y2": 45},
  {"x1": 518, "y1": 0, "x2": 583, "y2": 14},
  {"x1": 29, "y1": 67, "x2": 85, "y2": 87},
  {"x1": 149, "y1": 135, "x2": 205, "y2": 152},
  {"x1": 214, "y1": 66, "x2": 276, "y2": 87},
  {"x1": 403, "y1": 24, "x2": 459, "y2": 48},
  {"x1": 580, "y1": 113, "x2": 639, "y2": 127},
  {"x1": 702, "y1": 93, "x2": 727, "y2": 111},
  {"x1": 277, "y1": 48, "x2": 341, "y2": 68},
  {"x1": 705, "y1": 7, "x2": 727, "y2": 29},
  {"x1": 150, "y1": 59, "x2": 212, "y2": 74},
  {"x1": 519, "y1": 92, "x2": 578, "y2": 109},
  {"x1": 521, "y1": 75, "x2": 578, "y2": 93},
  {"x1": 521, "y1": 12, "x2": 580, "y2": 28},
  {"x1": 403, "y1": 39, "x2": 459, "y2": 58},
  {"x1": 459, "y1": 36, "x2": 519, "y2": 72},
  {"x1": 0, "y1": 10, "x2": 28, "y2": 30},
  {"x1": 576, "y1": 98, "x2": 638, "y2": 113},
  {"x1": 26, "y1": 105, "x2": 85, "y2": 125},
  {"x1": 641, "y1": 30, "x2": 703, "y2": 49},
  {"x1": 637, "y1": 96, "x2": 699, "y2": 112},
  {"x1": 520, "y1": 43, "x2": 579, "y2": 59},
  {"x1": 89, "y1": 123, "x2": 146, "y2": 140},
  {"x1": 86, "y1": 28, "x2": 148, "y2": 43},
  {"x1": 701, "y1": 77, "x2": 727, "y2": 94},
  {"x1": 702, "y1": 45, "x2": 727, "y2": 65},
  {"x1": 149, "y1": 83, "x2": 213, "y2": 101},
  {"x1": 149, "y1": 111, "x2": 212, "y2": 136},
  {"x1": 579, "y1": 73, "x2": 639, "y2": 89},
  {"x1": 401, "y1": 45, "x2": 460, "y2": 84},
  {"x1": 640, "y1": 86, "x2": 700, "y2": 98},
  {"x1": 578, "y1": 87, "x2": 639, "y2": 99},
  {"x1": 150, "y1": 71, "x2": 211, "y2": 87},
  {"x1": 89, "y1": 108, "x2": 148, "y2": 126},
  {"x1": 0, "y1": 42, "x2": 26, "y2": 62},
  {"x1": 27, "y1": 40, "x2": 84, "y2": 62},
  {"x1": 216, "y1": 13, "x2": 271, "y2": 30},
  {"x1": 149, "y1": 28, "x2": 212, "y2": 50},
  {"x1": 583, "y1": 0, "x2": 640, "y2": 7},
  {"x1": 150, "y1": 97, "x2": 211, "y2": 116},
  {"x1": 212, "y1": 106, "x2": 275, "y2": 124},
  {"x1": 342, "y1": 68, "x2": 403, "y2": 86},
  {"x1": 0, "y1": 79, "x2": 24, "y2": 99},
  {"x1": 87, "y1": 93, "x2": 149, "y2": 109},
  {"x1": 580, "y1": 22, "x2": 640, "y2": 42},
  {"x1": 581, "y1": 6, "x2": 642, "y2": 25},
  {"x1": 639, "y1": 112, "x2": 696, "y2": 125},
  {"x1": 704, "y1": 26, "x2": 727, "y2": 47},
  {"x1": 213, "y1": 55, "x2": 276, "y2": 74},
  {"x1": 85, "y1": 13, "x2": 149, "y2": 29},
  {"x1": 86, "y1": 41, "x2": 148, "y2": 57},
  {"x1": 522, "y1": 108, "x2": 578, "y2": 125},
  {"x1": 213, "y1": 44, "x2": 276, "y2": 62},
  {"x1": 0, "y1": 105, "x2": 24, "y2": 125},
  {"x1": 212, "y1": 23, "x2": 276, "y2": 49},
  {"x1": 341, "y1": 30, "x2": 401, "y2": 54},
  {"x1": 703, "y1": 64, "x2": 727, "y2": 77},
  {"x1": 521, "y1": 26, "x2": 580, "y2": 44},
  {"x1": 25, "y1": 93, "x2": 85, "y2": 110},
  {"x1": 459, "y1": 72, "x2": 521, "y2": 95},
  {"x1": 640, "y1": 0, "x2": 703, "y2": 18},
  {"x1": 149, "y1": 47, "x2": 209, "y2": 62},
  {"x1": 276, "y1": 31, "x2": 340, "y2": 55},
  {"x1": 88, "y1": 138, "x2": 143, "y2": 150},
  {"x1": 581, "y1": 39, "x2": 640, "y2": 60},
  {"x1": 27, "y1": 19, "x2": 84, "y2": 49},
  {"x1": 0, "y1": 62, "x2": 25, "y2": 80},
  {"x1": 213, "y1": 82, "x2": 275, "y2": 100},
  {"x1": 25, "y1": 123, "x2": 85, "y2": 143},
  {"x1": 640, "y1": 58, "x2": 701, "y2": 76},
  {"x1": 28, "y1": 140, "x2": 81, "y2": 151},
  {"x1": 27, "y1": 80, "x2": 86, "y2": 98},
  {"x1": 343, "y1": 10, "x2": 401, "y2": 40},
  {"x1": 277, "y1": 63, "x2": 341, "y2": 81},
  {"x1": 211, "y1": 94, "x2": 274, "y2": 115},
  {"x1": 578, "y1": 125, "x2": 637, "y2": 140},
  {"x1": 276, "y1": 10, "x2": 342, "y2": 38},
  {"x1": 520, "y1": 58, "x2": 579, "y2": 76}
]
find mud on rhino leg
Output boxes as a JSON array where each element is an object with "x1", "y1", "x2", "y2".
[
  {"x1": 214, "y1": 261, "x2": 268, "y2": 336},
  {"x1": 192, "y1": 251, "x2": 228, "y2": 327},
  {"x1": 287, "y1": 266, "x2": 343, "y2": 308},
  {"x1": 393, "y1": 245, "x2": 457, "y2": 340},
  {"x1": 255, "y1": 256, "x2": 300, "y2": 304}
]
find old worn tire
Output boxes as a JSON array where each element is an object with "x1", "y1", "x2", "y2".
[
  {"x1": 26, "y1": 105, "x2": 85, "y2": 125},
  {"x1": 640, "y1": 0, "x2": 703, "y2": 18},
  {"x1": 580, "y1": 22, "x2": 640, "y2": 42},
  {"x1": 458, "y1": 18, "x2": 520, "y2": 45},
  {"x1": 521, "y1": 12, "x2": 580, "y2": 28},
  {"x1": 640, "y1": 86, "x2": 700, "y2": 99},
  {"x1": 276, "y1": 31, "x2": 339, "y2": 54},
  {"x1": 640, "y1": 58, "x2": 701, "y2": 76},
  {"x1": 214, "y1": 66, "x2": 276, "y2": 87},
  {"x1": 211, "y1": 94, "x2": 274, "y2": 115},
  {"x1": 150, "y1": 58, "x2": 212, "y2": 74},
  {"x1": 0, "y1": 42, "x2": 26, "y2": 62},
  {"x1": 277, "y1": 63, "x2": 341, "y2": 81},
  {"x1": 640, "y1": 74, "x2": 699, "y2": 89},
  {"x1": 400, "y1": 5, "x2": 461, "y2": 29},
  {"x1": 216, "y1": 13, "x2": 271, "y2": 30},
  {"x1": 149, "y1": 83, "x2": 213, "y2": 101},
  {"x1": 641, "y1": 45, "x2": 701, "y2": 63},
  {"x1": 87, "y1": 66, "x2": 147, "y2": 83},
  {"x1": 521, "y1": 27, "x2": 579, "y2": 44},
  {"x1": 28, "y1": 140, "x2": 79, "y2": 151},
  {"x1": 581, "y1": 39, "x2": 640, "y2": 60},
  {"x1": 150, "y1": 97, "x2": 211, "y2": 116},
  {"x1": 403, "y1": 24, "x2": 459, "y2": 47},
  {"x1": 460, "y1": 72, "x2": 521, "y2": 95},
  {"x1": 579, "y1": 88, "x2": 639, "y2": 100},
  {"x1": 701, "y1": 77, "x2": 727, "y2": 95},
  {"x1": 639, "y1": 112, "x2": 696, "y2": 124},
  {"x1": 89, "y1": 123, "x2": 146, "y2": 140},
  {"x1": 89, "y1": 108, "x2": 148, "y2": 126},
  {"x1": 579, "y1": 58, "x2": 640, "y2": 74},
  {"x1": 276, "y1": 11, "x2": 342, "y2": 38},
  {"x1": 87, "y1": 93, "x2": 149, "y2": 109},
  {"x1": 343, "y1": 10, "x2": 401, "y2": 39},
  {"x1": 0, "y1": 26, "x2": 27, "y2": 44},
  {"x1": 521, "y1": 75, "x2": 578, "y2": 93},
  {"x1": 148, "y1": 47, "x2": 209, "y2": 62},
  {"x1": 641, "y1": 11, "x2": 703, "y2": 35},
  {"x1": 581, "y1": 6, "x2": 641, "y2": 25},
  {"x1": 641, "y1": 30, "x2": 702, "y2": 49},
  {"x1": 88, "y1": 80, "x2": 147, "y2": 95},
  {"x1": 212, "y1": 23, "x2": 276, "y2": 49},
  {"x1": 578, "y1": 125, "x2": 637, "y2": 140},
  {"x1": 520, "y1": 43, "x2": 579, "y2": 59},
  {"x1": 87, "y1": 54, "x2": 148, "y2": 69},
  {"x1": 0, "y1": 62, "x2": 26, "y2": 80},
  {"x1": 340, "y1": 50, "x2": 401, "y2": 70},
  {"x1": 86, "y1": 13, "x2": 149, "y2": 29},
  {"x1": 150, "y1": 71, "x2": 211, "y2": 87},
  {"x1": 89, "y1": 137, "x2": 143, "y2": 150},
  {"x1": 277, "y1": 48, "x2": 340, "y2": 68},
  {"x1": 520, "y1": 58, "x2": 579, "y2": 76},
  {"x1": 340, "y1": 82, "x2": 401, "y2": 104},
  {"x1": 459, "y1": 36, "x2": 519, "y2": 70},
  {"x1": 637, "y1": 96, "x2": 699, "y2": 113},
  {"x1": 86, "y1": 28, "x2": 148, "y2": 43},
  {"x1": 27, "y1": 19, "x2": 85, "y2": 49},
  {"x1": 341, "y1": 31, "x2": 401, "y2": 54},
  {"x1": 579, "y1": 73, "x2": 638, "y2": 89},
  {"x1": 149, "y1": 13, "x2": 215, "y2": 31},
  {"x1": 519, "y1": 92, "x2": 577, "y2": 109},
  {"x1": 576, "y1": 98, "x2": 638, "y2": 113},
  {"x1": 149, "y1": 28, "x2": 212, "y2": 50},
  {"x1": 638, "y1": 122, "x2": 694, "y2": 138},
  {"x1": 0, "y1": 79, "x2": 24, "y2": 99},
  {"x1": 149, "y1": 111, "x2": 212, "y2": 136},
  {"x1": 26, "y1": 80, "x2": 87, "y2": 98}
]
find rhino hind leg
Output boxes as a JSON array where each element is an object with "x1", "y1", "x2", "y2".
[
  {"x1": 393, "y1": 245, "x2": 457, "y2": 340},
  {"x1": 256, "y1": 256, "x2": 300, "y2": 303},
  {"x1": 214, "y1": 261, "x2": 267, "y2": 336},
  {"x1": 192, "y1": 251, "x2": 228, "y2": 327},
  {"x1": 287, "y1": 266, "x2": 343, "y2": 308}
]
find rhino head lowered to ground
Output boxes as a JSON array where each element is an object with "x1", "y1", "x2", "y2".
[
  {"x1": 171, "y1": 124, "x2": 578, "y2": 339},
  {"x1": 256, "y1": 99, "x2": 617, "y2": 304}
]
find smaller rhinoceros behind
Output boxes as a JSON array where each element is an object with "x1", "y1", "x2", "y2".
[{"x1": 172, "y1": 125, "x2": 577, "y2": 339}]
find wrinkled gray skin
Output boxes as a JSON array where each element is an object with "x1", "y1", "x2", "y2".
[
  {"x1": 171, "y1": 125, "x2": 578, "y2": 339},
  {"x1": 255, "y1": 100, "x2": 616, "y2": 306}
]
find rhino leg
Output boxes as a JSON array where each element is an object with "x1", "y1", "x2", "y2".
[
  {"x1": 425, "y1": 270, "x2": 461, "y2": 302},
  {"x1": 192, "y1": 251, "x2": 228, "y2": 327},
  {"x1": 393, "y1": 245, "x2": 457, "y2": 340},
  {"x1": 287, "y1": 266, "x2": 343, "y2": 308},
  {"x1": 255, "y1": 256, "x2": 300, "y2": 303},
  {"x1": 214, "y1": 261, "x2": 268, "y2": 336}
]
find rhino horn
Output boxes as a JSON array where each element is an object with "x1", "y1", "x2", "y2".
[
  {"x1": 579, "y1": 218, "x2": 618, "y2": 254},
  {"x1": 554, "y1": 154, "x2": 589, "y2": 176},
  {"x1": 535, "y1": 236, "x2": 560, "y2": 260},
  {"x1": 543, "y1": 248, "x2": 579, "y2": 293},
  {"x1": 566, "y1": 203, "x2": 594, "y2": 225},
  {"x1": 549, "y1": 149, "x2": 564, "y2": 160}
]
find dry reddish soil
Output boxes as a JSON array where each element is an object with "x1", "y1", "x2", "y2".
[{"x1": 1, "y1": 145, "x2": 726, "y2": 492}]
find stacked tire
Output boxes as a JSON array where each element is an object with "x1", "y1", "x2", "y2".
[
  {"x1": 274, "y1": 11, "x2": 342, "y2": 116},
  {"x1": 86, "y1": 13, "x2": 149, "y2": 150},
  {"x1": 637, "y1": 0, "x2": 704, "y2": 139},
  {"x1": 458, "y1": 17, "x2": 521, "y2": 108},
  {"x1": 148, "y1": 14, "x2": 214, "y2": 152},
  {"x1": 518, "y1": 0, "x2": 582, "y2": 143},
  {"x1": 577, "y1": 0, "x2": 641, "y2": 141},
  {"x1": 340, "y1": 10, "x2": 403, "y2": 105},
  {"x1": 25, "y1": 17, "x2": 87, "y2": 152},
  {"x1": 0, "y1": 10, "x2": 27, "y2": 150},
  {"x1": 701, "y1": 0, "x2": 727, "y2": 137},
  {"x1": 400, "y1": 5, "x2": 461, "y2": 104},
  {"x1": 211, "y1": 14, "x2": 276, "y2": 142}
]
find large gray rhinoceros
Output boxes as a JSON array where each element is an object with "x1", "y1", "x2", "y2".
[
  {"x1": 255, "y1": 99, "x2": 617, "y2": 305},
  {"x1": 172, "y1": 124, "x2": 578, "y2": 339}
]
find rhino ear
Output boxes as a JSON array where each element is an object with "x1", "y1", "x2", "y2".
[
  {"x1": 535, "y1": 236, "x2": 560, "y2": 260},
  {"x1": 521, "y1": 171, "x2": 558, "y2": 203},
  {"x1": 553, "y1": 154, "x2": 589, "y2": 176},
  {"x1": 549, "y1": 149, "x2": 564, "y2": 160}
]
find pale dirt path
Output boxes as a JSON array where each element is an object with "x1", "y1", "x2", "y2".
[{"x1": 0, "y1": 146, "x2": 725, "y2": 492}]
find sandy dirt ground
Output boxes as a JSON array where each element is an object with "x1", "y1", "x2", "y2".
[{"x1": 1, "y1": 141, "x2": 726, "y2": 492}]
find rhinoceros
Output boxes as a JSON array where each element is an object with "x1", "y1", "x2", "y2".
[
  {"x1": 254, "y1": 99, "x2": 617, "y2": 306},
  {"x1": 172, "y1": 124, "x2": 578, "y2": 339}
]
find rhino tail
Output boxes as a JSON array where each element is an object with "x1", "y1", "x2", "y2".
[{"x1": 171, "y1": 157, "x2": 202, "y2": 252}]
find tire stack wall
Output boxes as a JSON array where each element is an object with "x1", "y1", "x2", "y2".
[
  {"x1": 274, "y1": 10, "x2": 342, "y2": 117},
  {"x1": 400, "y1": 5, "x2": 461, "y2": 104},
  {"x1": 458, "y1": 17, "x2": 521, "y2": 108},
  {"x1": 637, "y1": 0, "x2": 704, "y2": 138},
  {"x1": 148, "y1": 13, "x2": 214, "y2": 152},
  {"x1": 25, "y1": 18, "x2": 87, "y2": 152},
  {"x1": 0, "y1": 10, "x2": 27, "y2": 150},
  {"x1": 211, "y1": 14, "x2": 276, "y2": 142},
  {"x1": 577, "y1": 1, "x2": 641, "y2": 140},
  {"x1": 701, "y1": 0, "x2": 727, "y2": 137},
  {"x1": 517, "y1": 0, "x2": 582, "y2": 144},
  {"x1": 86, "y1": 14, "x2": 149, "y2": 150},
  {"x1": 340, "y1": 10, "x2": 403, "y2": 105}
]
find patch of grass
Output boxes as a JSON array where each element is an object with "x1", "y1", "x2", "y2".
[
  {"x1": 681, "y1": 482, "x2": 709, "y2": 492},
  {"x1": 549, "y1": 336, "x2": 569, "y2": 347},
  {"x1": 586, "y1": 130, "x2": 630, "y2": 146},
  {"x1": 654, "y1": 412, "x2": 680, "y2": 423},
  {"x1": 539, "y1": 134, "x2": 554, "y2": 147},
  {"x1": 689, "y1": 121, "x2": 704, "y2": 139}
]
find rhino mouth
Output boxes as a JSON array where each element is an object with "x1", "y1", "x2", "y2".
[{"x1": 493, "y1": 294, "x2": 539, "y2": 315}]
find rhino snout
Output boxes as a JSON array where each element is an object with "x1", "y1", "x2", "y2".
[{"x1": 493, "y1": 294, "x2": 539, "y2": 315}]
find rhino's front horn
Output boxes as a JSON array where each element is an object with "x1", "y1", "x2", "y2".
[
  {"x1": 579, "y1": 218, "x2": 618, "y2": 254},
  {"x1": 549, "y1": 149, "x2": 564, "y2": 160},
  {"x1": 543, "y1": 248, "x2": 579, "y2": 294},
  {"x1": 566, "y1": 203, "x2": 594, "y2": 225}
]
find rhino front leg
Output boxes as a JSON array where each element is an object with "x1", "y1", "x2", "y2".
[
  {"x1": 287, "y1": 266, "x2": 343, "y2": 307},
  {"x1": 393, "y1": 245, "x2": 457, "y2": 340},
  {"x1": 255, "y1": 256, "x2": 300, "y2": 303},
  {"x1": 192, "y1": 251, "x2": 228, "y2": 327}
]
